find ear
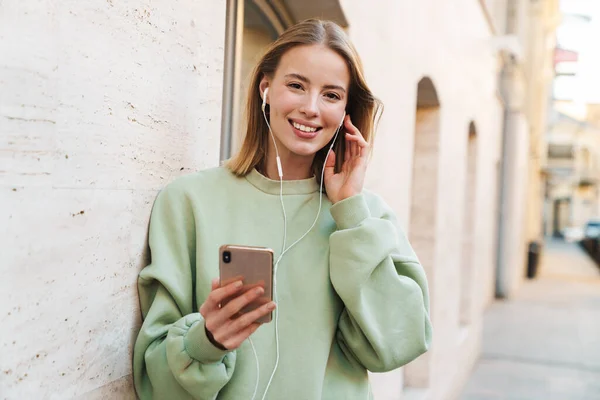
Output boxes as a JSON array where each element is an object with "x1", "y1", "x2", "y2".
[{"x1": 259, "y1": 76, "x2": 270, "y2": 103}]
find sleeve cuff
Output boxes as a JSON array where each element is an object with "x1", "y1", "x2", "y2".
[
  {"x1": 330, "y1": 193, "x2": 371, "y2": 230},
  {"x1": 182, "y1": 314, "x2": 230, "y2": 364}
]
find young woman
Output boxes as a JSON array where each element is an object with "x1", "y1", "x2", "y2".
[{"x1": 133, "y1": 19, "x2": 432, "y2": 400}]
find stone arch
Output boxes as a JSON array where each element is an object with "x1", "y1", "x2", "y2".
[
  {"x1": 404, "y1": 76, "x2": 441, "y2": 389},
  {"x1": 460, "y1": 121, "x2": 478, "y2": 326},
  {"x1": 416, "y1": 77, "x2": 441, "y2": 108}
]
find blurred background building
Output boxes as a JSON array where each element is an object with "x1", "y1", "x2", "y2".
[
  {"x1": 544, "y1": 0, "x2": 600, "y2": 241},
  {"x1": 5, "y1": 0, "x2": 595, "y2": 399}
]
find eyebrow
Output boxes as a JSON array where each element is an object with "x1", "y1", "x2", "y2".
[{"x1": 284, "y1": 73, "x2": 347, "y2": 93}]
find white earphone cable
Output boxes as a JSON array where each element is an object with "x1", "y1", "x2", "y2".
[
  {"x1": 261, "y1": 133, "x2": 339, "y2": 400},
  {"x1": 248, "y1": 337, "x2": 260, "y2": 400},
  {"x1": 257, "y1": 89, "x2": 344, "y2": 399}
]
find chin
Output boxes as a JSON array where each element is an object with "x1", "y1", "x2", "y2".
[
  {"x1": 277, "y1": 136, "x2": 323, "y2": 158},
  {"x1": 287, "y1": 143, "x2": 322, "y2": 158}
]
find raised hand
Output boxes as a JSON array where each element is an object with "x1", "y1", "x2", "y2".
[{"x1": 323, "y1": 115, "x2": 370, "y2": 204}]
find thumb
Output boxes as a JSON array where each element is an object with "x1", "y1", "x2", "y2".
[
  {"x1": 211, "y1": 278, "x2": 220, "y2": 291},
  {"x1": 323, "y1": 149, "x2": 336, "y2": 182}
]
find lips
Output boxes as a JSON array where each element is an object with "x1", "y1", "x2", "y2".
[{"x1": 288, "y1": 119, "x2": 322, "y2": 139}]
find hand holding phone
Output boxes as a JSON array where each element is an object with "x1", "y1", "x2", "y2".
[
  {"x1": 199, "y1": 279, "x2": 275, "y2": 350},
  {"x1": 198, "y1": 245, "x2": 275, "y2": 350}
]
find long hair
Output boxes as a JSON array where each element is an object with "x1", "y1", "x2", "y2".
[{"x1": 226, "y1": 19, "x2": 383, "y2": 181}]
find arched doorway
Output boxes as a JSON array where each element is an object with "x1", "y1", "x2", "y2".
[
  {"x1": 460, "y1": 122, "x2": 478, "y2": 327},
  {"x1": 404, "y1": 77, "x2": 441, "y2": 389}
]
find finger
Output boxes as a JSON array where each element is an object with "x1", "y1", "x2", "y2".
[
  {"x1": 222, "y1": 323, "x2": 262, "y2": 350},
  {"x1": 202, "y1": 279, "x2": 221, "y2": 315},
  {"x1": 344, "y1": 140, "x2": 351, "y2": 163},
  {"x1": 359, "y1": 139, "x2": 370, "y2": 159},
  {"x1": 323, "y1": 149, "x2": 336, "y2": 182},
  {"x1": 346, "y1": 139, "x2": 354, "y2": 158},
  {"x1": 345, "y1": 132, "x2": 368, "y2": 147},
  {"x1": 345, "y1": 132, "x2": 369, "y2": 160},
  {"x1": 210, "y1": 297, "x2": 270, "y2": 346},
  {"x1": 325, "y1": 149, "x2": 336, "y2": 169},
  {"x1": 229, "y1": 301, "x2": 276, "y2": 334},
  {"x1": 346, "y1": 134, "x2": 361, "y2": 157},
  {"x1": 344, "y1": 116, "x2": 367, "y2": 147},
  {"x1": 205, "y1": 280, "x2": 243, "y2": 311},
  {"x1": 343, "y1": 115, "x2": 361, "y2": 136},
  {"x1": 214, "y1": 286, "x2": 265, "y2": 325}
]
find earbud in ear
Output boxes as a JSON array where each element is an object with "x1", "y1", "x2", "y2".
[{"x1": 262, "y1": 88, "x2": 269, "y2": 111}]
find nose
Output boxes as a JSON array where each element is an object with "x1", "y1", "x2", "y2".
[{"x1": 299, "y1": 92, "x2": 319, "y2": 118}]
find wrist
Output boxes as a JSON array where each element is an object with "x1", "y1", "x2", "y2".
[
  {"x1": 205, "y1": 326, "x2": 228, "y2": 351},
  {"x1": 177, "y1": 314, "x2": 230, "y2": 363},
  {"x1": 331, "y1": 190, "x2": 359, "y2": 205},
  {"x1": 330, "y1": 193, "x2": 371, "y2": 229}
]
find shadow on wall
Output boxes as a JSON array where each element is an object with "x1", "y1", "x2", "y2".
[{"x1": 128, "y1": 215, "x2": 153, "y2": 395}]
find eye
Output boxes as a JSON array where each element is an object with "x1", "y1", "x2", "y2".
[
  {"x1": 325, "y1": 92, "x2": 341, "y2": 101},
  {"x1": 288, "y1": 82, "x2": 303, "y2": 90}
]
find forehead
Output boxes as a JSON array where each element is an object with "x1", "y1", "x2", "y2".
[{"x1": 275, "y1": 44, "x2": 350, "y2": 88}]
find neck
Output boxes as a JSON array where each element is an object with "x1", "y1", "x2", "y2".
[{"x1": 264, "y1": 147, "x2": 314, "y2": 181}]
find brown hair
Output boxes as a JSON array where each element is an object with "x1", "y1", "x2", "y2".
[{"x1": 226, "y1": 19, "x2": 383, "y2": 181}]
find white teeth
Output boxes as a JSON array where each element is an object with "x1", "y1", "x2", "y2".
[{"x1": 292, "y1": 121, "x2": 318, "y2": 133}]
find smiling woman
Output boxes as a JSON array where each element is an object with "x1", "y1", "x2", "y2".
[
  {"x1": 228, "y1": 19, "x2": 382, "y2": 183},
  {"x1": 133, "y1": 18, "x2": 432, "y2": 400},
  {"x1": 255, "y1": 44, "x2": 350, "y2": 179}
]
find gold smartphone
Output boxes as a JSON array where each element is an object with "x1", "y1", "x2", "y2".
[{"x1": 219, "y1": 245, "x2": 274, "y2": 323}]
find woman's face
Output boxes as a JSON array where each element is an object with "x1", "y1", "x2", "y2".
[{"x1": 260, "y1": 44, "x2": 350, "y2": 161}]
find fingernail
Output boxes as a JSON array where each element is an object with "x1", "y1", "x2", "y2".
[
  {"x1": 267, "y1": 302, "x2": 276, "y2": 310},
  {"x1": 254, "y1": 287, "x2": 263, "y2": 295},
  {"x1": 234, "y1": 281, "x2": 243, "y2": 288}
]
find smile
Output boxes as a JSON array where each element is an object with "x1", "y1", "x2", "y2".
[
  {"x1": 291, "y1": 121, "x2": 319, "y2": 133},
  {"x1": 288, "y1": 119, "x2": 322, "y2": 139}
]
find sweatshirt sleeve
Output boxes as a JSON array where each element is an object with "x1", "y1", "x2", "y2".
[
  {"x1": 133, "y1": 182, "x2": 236, "y2": 399},
  {"x1": 328, "y1": 193, "x2": 432, "y2": 373}
]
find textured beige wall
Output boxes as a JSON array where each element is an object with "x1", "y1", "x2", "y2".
[{"x1": 0, "y1": 0, "x2": 225, "y2": 398}]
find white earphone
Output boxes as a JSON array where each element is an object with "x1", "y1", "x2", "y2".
[
  {"x1": 262, "y1": 87, "x2": 268, "y2": 111},
  {"x1": 262, "y1": 87, "x2": 284, "y2": 178},
  {"x1": 248, "y1": 87, "x2": 346, "y2": 400}
]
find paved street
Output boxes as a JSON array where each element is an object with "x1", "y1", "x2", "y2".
[{"x1": 461, "y1": 238, "x2": 600, "y2": 400}]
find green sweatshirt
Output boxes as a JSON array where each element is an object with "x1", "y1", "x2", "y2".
[{"x1": 133, "y1": 166, "x2": 432, "y2": 400}]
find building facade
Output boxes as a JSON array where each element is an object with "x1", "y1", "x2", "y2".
[
  {"x1": 543, "y1": 2, "x2": 600, "y2": 239},
  {"x1": 544, "y1": 111, "x2": 600, "y2": 237}
]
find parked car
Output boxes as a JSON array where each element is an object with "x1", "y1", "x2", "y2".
[
  {"x1": 584, "y1": 218, "x2": 600, "y2": 239},
  {"x1": 581, "y1": 218, "x2": 600, "y2": 262},
  {"x1": 562, "y1": 226, "x2": 585, "y2": 243}
]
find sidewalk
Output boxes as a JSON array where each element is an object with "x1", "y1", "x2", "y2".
[{"x1": 460, "y1": 238, "x2": 600, "y2": 400}]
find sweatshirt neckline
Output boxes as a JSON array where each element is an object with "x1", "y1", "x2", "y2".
[{"x1": 245, "y1": 168, "x2": 320, "y2": 195}]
